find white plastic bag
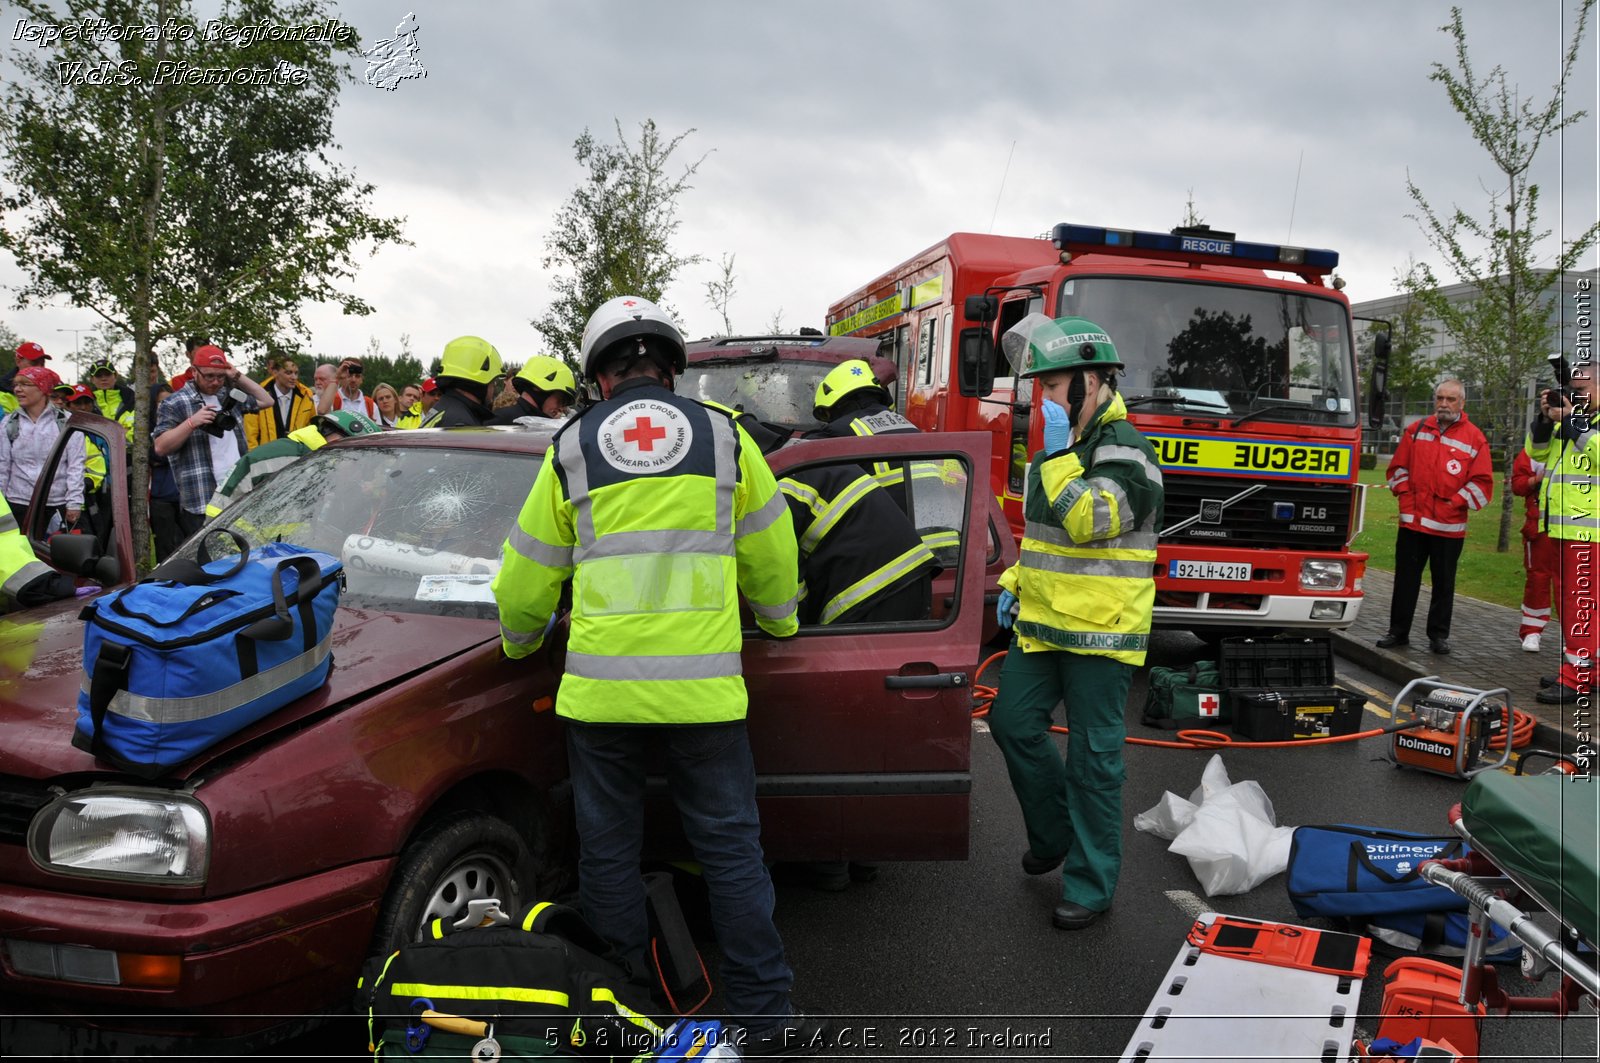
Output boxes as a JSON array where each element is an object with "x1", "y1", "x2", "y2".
[{"x1": 1138, "y1": 754, "x2": 1295, "y2": 896}]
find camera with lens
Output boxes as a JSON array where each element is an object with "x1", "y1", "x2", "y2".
[{"x1": 199, "y1": 387, "x2": 249, "y2": 437}]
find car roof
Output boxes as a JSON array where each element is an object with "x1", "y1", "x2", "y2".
[
  {"x1": 686, "y1": 335, "x2": 882, "y2": 363},
  {"x1": 332, "y1": 423, "x2": 560, "y2": 454}
]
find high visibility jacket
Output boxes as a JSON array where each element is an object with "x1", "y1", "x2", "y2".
[
  {"x1": 780, "y1": 462, "x2": 937, "y2": 625},
  {"x1": 808, "y1": 400, "x2": 959, "y2": 555},
  {"x1": 1527, "y1": 412, "x2": 1599, "y2": 543},
  {"x1": 206, "y1": 424, "x2": 326, "y2": 516},
  {"x1": 493, "y1": 379, "x2": 800, "y2": 725},
  {"x1": 0, "y1": 494, "x2": 56, "y2": 612},
  {"x1": 397, "y1": 402, "x2": 423, "y2": 430},
  {"x1": 0, "y1": 392, "x2": 16, "y2": 416},
  {"x1": 83, "y1": 434, "x2": 107, "y2": 491},
  {"x1": 244, "y1": 379, "x2": 317, "y2": 449},
  {"x1": 1510, "y1": 444, "x2": 1547, "y2": 541},
  {"x1": 1387, "y1": 414, "x2": 1492, "y2": 538},
  {"x1": 998, "y1": 393, "x2": 1163, "y2": 665},
  {"x1": 91, "y1": 384, "x2": 135, "y2": 422}
]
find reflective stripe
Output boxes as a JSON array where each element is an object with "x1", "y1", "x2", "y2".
[
  {"x1": 738, "y1": 487, "x2": 787, "y2": 538},
  {"x1": 1438, "y1": 435, "x2": 1479, "y2": 457},
  {"x1": 1549, "y1": 514, "x2": 1600, "y2": 530},
  {"x1": 389, "y1": 981, "x2": 568, "y2": 1008},
  {"x1": 1547, "y1": 473, "x2": 1598, "y2": 487},
  {"x1": 709, "y1": 412, "x2": 737, "y2": 534},
  {"x1": 501, "y1": 623, "x2": 544, "y2": 646},
  {"x1": 794, "y1": 472, "x2": 877, "y2": 555},
  {"x1": 1523, "y1": 605, "x2": 1552, "y2": 618},
  {"x1": 1014, "y1": 619, "x2": 1149, "y2": 653},
  {"x1": 521, "y1": 901, "x2": 555, "y2": 930},
  {"x1": 1095, "y1": 444, "x2": 1164, "y2": 486},
  {"x1": 1085, "y1": 476, "x2": 1133, "y2": 538},
  {"x1": 1399, "y1": 512, "x2": 1415, "y2": 524},
  {"x1": 1418, "y1": 516, "x2": 1468, "y2": 533},
  {"x1": 749, "y1": 594, "x2": 798, "y2": 621},
  {"x1": 1564, "y1": 651, "x2": 1593, "y2": 667},
  {"x1": 1051, "y1": 478, "x2": 1088, "y2": 521},
  {"x1": 921, "y1": 528, "x2": 961, "y2": 551},
  {"x1": 557, "y1": 430, "x2": 596, "y2": 546},
  {"x1": 1026, "y1": 519, "x2": 1073, "y2": 548},
  {"x1": 819, "y1": 542, "x2": 935, "y2": 624},
  {"x1": 1461, "y1": 483, "x2": 1489, "y2": 509},
  {"x1": 1415, "y1": 432, "x2": 1437, "y2": 442},
  {"x1": 2, "y1": 559, "x2": 54, "y2": 599},
  {"x1": 1019, "y1": 549, "x2": 1155, "y2": 579},
  {"x1": 591, "y1": 987, "x2": 665, "y2": 1035},
  {"x1": 83, "y1": 631, "x2": 333, "y2": 723},
  {"x1": 507, "y1": 522, "x2": 573, "y2": 569},
  {"x1": 0, "y1": 508, "x2": 17, "y2": 534},
  {"x1": 575, "y1": 528, "x2": 731, "y2": 564},
  {"x1": 564, "y1": 650, "x2": 742, "y2": 681}
]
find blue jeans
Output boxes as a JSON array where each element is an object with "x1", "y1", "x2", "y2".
[{"x1": 565, "y1": 720, "x2": 793, "y2": 1022}]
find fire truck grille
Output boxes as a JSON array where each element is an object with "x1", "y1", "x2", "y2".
[
  {"x1": 0, "y1": 774, "x2": 53, "y2": 846},
  {"x1": 1161, "y1": 475, "x2": 1352, "y2": 550}
]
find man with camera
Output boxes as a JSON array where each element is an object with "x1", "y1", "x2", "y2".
[
  {"x1": 154, "y1": 345, "x2": 271, "y2": 537},
  {"x1": 1531, "y1": 360, "x2": 1598, "y2": 706}
]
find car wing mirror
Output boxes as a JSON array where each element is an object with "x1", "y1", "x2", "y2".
[{"x1": 48, "y1": 532, "x2": 118, "y2": 584}]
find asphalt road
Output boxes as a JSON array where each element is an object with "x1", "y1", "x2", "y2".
[{"x1": 268, "y1": 632, "x2": 1596, "y2": 1060}]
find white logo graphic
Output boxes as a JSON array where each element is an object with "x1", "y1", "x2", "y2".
[
  {"x1": 362, "y1": 12, "x2": 425, "y2": 90},
  {"x1": 1446, "y1": 458, "x2": 1462, "y2": 476},
  {"x1": 599, "y1": 400, "x2": 692, "y2": 474}
]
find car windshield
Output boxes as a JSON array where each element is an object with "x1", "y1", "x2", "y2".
[
  {"x1": 1057, "y1": 277, "x2": 1357, "y2": 426},
  {"x1": 182, "y1": 445, "x2": 531, "y2": 619},
  {"x1": 678, "y1": 361, "x2": 830, "y2": 430}
]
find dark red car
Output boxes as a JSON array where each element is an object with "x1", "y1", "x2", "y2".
[{"x1": 0, "y1": 411, "x2": 1011, "y2": 1054}]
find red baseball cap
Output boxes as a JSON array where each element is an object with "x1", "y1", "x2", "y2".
[
  {"x1": 15, "y1": 365, "x2": 62, "y2": 392},
  {"x1": 189, "y1": 345, "x2": 234, "y2": 370},
  {"x1": 420, "y1": 377, "x2": 439, "y2": 393},
  {"x1": 66, "y1": 384, "x2": 95, "y2": 403},
  {"x1": 15, "y1": 341, "x2": 49, "y2": 362}
]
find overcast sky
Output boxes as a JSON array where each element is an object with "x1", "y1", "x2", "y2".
[{"x1": 3, "y1": 0, "x2": 1597, "y2": 372}]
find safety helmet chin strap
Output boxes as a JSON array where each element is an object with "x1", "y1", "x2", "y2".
[{"x1": 1066, "y1": 368, "x2": 1093, "y2": 428}]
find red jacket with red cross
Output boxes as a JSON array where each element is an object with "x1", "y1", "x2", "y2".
[{"x1": 1386, "y1": 413, "x2": 1493, "y2": 539}]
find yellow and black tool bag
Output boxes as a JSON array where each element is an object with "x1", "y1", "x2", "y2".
[{"x1": 358, "y1": 901, "x2": 667, "y2": 1059}]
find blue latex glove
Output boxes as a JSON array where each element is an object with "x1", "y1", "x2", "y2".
[
  {"x1": 996, "y1": 589, "x2": 1018, "y2": 629},
  {"x1": 1042, "y1": 399, "x2": 1072, "y2": 453}
]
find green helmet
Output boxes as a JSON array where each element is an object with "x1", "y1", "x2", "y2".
[
  {"x1": 1002, "y1": 314, "x2": 1123, "y2": 379},
  {"x1": 316, "y1": 409, "x2": 381, "y2": 439}
]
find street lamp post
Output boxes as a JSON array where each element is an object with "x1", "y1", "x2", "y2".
[{"x1": 56, "y1": 328, "x2": 92, "y2": 373}]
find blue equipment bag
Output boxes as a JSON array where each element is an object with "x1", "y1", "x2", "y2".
[
  {"x1": 73, "y1": 532, "x2": 342, "y2": 777},
  {"x1": 1286, "y1": 824, "x2": 1470, "y2": 919}
]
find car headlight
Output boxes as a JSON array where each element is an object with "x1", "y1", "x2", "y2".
[
  {"x1": 1300, "y1": 558, "x2": 1347, "y2": 592},
  {"x1": 28, "y1": 788, "x2": 209, "y2": 885}
]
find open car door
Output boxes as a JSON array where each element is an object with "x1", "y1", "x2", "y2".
[{"x1": 736, "y1": 429, "x2": 1012, "y2": 862}]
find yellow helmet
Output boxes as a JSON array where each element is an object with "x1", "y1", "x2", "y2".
[
  {"x1": 813, "y1": 359, "x2": 889, "y2": 422},
  {"x1": 515, "y1": 355, "x2": 577, "y2": 399},
  {"x1": 438, "y1": 336, "x2": 503, "y2": 386}
]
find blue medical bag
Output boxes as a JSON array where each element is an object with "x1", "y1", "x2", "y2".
[{"x1": 73, "y1": 535, "x2": 342, "y2": 777}]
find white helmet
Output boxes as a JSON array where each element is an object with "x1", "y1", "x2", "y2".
[{"x1": 579, "y1": 296, "x2": 686, "y2": 381}]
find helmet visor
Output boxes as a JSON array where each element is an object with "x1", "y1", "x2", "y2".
[{"x1": 1000, "y1": 313, "x2": 1062, "y2": 377}]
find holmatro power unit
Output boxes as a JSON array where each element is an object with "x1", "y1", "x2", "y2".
[{"x1": 1388, "y1": 677, "x2": 1510, "y2": 779}]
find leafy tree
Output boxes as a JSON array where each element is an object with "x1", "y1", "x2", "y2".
[
  {"x1": 533, "y1": 120, "x2": 707, "y2": 364},
  {"x1": 1177, "y1": 189, "x2": 1205, "y2": 229},
  {"x1": 0, "y1": 322, "x2": 23, "y2": 377},
  {"x1": 705, "y1": 252, "x2": 738, "y2": 337},
  {"x1": 353, "y1": 335, "x2": 426, "y2": 395},
  {"x1": 0, "y1": 0, "x2": 406, "y2": 570},
  {"x1": 1359, "y1": 268, "x2": 1439, "y2": 412},
  {"x1": 1403, "y1": 1, "x2": 1598, "y2": 551},
  {"x1": 1156, "y1": 308, "x2": 1273, "y2": 401}
]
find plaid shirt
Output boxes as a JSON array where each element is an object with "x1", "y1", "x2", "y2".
[{"x1": 154, "y1": 382, "x2": 257, "y2": 514}]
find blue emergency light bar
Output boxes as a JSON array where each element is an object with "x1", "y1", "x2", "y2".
[{"x1": 1052, "y1": 223, "x2": 1339, "y2": 272}]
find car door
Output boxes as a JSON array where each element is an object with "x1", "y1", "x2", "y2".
[{"x1": 740, "y1": 430, "x2": 1010, "y2": 862}]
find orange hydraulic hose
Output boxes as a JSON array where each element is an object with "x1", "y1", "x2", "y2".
[{"x1": 970, "y1": 649, "x2": 1539, "y2": 753}]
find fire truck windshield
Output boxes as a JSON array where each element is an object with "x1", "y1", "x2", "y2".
[{"x1": 1057, "y1": 277, "x2": 1357, "y2": 427}]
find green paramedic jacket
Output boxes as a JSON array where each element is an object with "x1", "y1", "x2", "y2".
[
  {"x1": 493, "y1": 380, "x2": 800, "y2": 725},
  {"x1": 998, "y1": 392, "x2": 1163, "y2": 666},
  {"x1": 1527, "y1": 412, "x2": 1599, "y2": 542}
]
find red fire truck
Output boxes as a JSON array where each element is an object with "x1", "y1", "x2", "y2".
[{"x1": 825, "y1": 222, "x2": 1386, "y2": 637}]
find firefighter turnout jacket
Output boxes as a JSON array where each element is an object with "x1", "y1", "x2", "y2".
[
  {"x1": 1387, "y1": 414, "x2": 1493, "y2": 538},
  {"x1": 780, "y1": 462, "x2": 937, "y2": 625},
  {"x1": 0, "y1": 494, "x2": 57, "y2": 611},
  {"x1": 493, "y1": 379, "x2": 799, "y2": 725},
  {"x1": 999, "y1": 393, "x2": 1163, "y2": 665},
  {"x1": 1527, "y1": 408, "x2": 1599, "y2": 543}
]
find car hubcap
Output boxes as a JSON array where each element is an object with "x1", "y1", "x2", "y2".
[{"x1": 416, "y1": 852, "x2": 515, "y2": 934}]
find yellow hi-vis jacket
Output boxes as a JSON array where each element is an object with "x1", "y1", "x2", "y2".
[
  {"x1": 0, "y1": 495, "x2": 57, "y2": 611},
  {"x1": 1527, "y1": 412, "x2": 1600, "y2": 543},
  {"x1": 998, "y1": 393, "x2": 1164, "y2": 666},
  {"x1": 493, "y1": 380, "x2": 800, "y2": 725}
]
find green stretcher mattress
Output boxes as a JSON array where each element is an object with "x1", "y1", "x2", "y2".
[{"x1": 1461, "y1": 771, "x2": 1600, "y2": 946}]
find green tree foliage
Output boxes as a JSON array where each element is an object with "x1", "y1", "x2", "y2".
[
  {"x1": 533, "y1": 120, "x2": 707, "y2": 365},
  {"x1": 0, "y1": 0, "x2": 407, "y2": 569},
  {"x1": 353, "y1": 334, "x2": 426, "y2": 394},
  {"x1": 704, "y1": 252, "x2": 737, "y2": 337},
  {"x1": 1359, "y1": 271, "x2": 1439, "y2": 410},
  {"x1": 1403, "y1": 1, "x2": 1598, "y2": 551}
]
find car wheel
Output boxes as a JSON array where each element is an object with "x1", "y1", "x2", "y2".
[{"x1": 369, "y1": 812, "x2": 537, "y2": 949}]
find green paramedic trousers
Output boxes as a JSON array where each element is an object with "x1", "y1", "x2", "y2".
[{"x1": 989, "y1": 640, "x2": 1132, "y2": 912}]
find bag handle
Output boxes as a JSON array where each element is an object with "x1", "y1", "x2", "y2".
[
  {"x1": 86, "y1": 640, "x2": 133, "y2": 762},
  {"x1": 109, "y1": 588, "x2": 239, "y2": 625},
  {"x1": 148, "y1": 527, "x2": 251, "y2": 586},
  {"x1": 241, "y1": 555, "x2": 325, "y2": 643}
]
